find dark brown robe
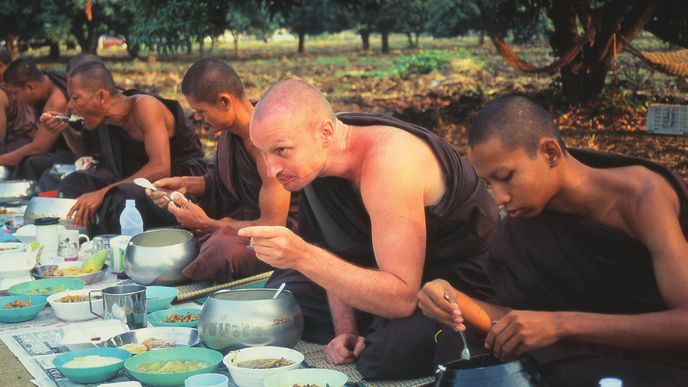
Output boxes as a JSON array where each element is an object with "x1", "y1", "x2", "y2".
[
  {"x1": 483, "y1": 148, "x2": 688, "y2": 386},
  {"x1": 58, "y1": 90, "x2": 207, "y2": 236},
  {"x1": 0, "y1": 83, "x2": 37, "y2": 153},
  {"x1": 182, "y1": 131, "x2": 298, "y2": 282},
  {"x1": 267, "y1": 112, "x2": 499, "y2": 380}
]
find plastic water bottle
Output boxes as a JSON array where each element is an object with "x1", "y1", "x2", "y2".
[{"x1": 120, "y1": 199, "x2": 143, "y2": 236}]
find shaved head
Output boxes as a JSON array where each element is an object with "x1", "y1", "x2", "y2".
[
  {"x1": 181, "y1": 58, "x2": 244, "y2": 104},
  {"x1": 69, "y1": 62, "x2": 119, "y2": 95},
  {"x1": 3, "y1": 58, "x2": 42, "y2": 86},
  {"x1": 252, "y1": 78, "x2": 336, "y2": 134},
  {"x1": 468, "y1": 95, "x2": 566, "y2": 157},
  {"x1": 66, "y1": 53, "x2": 104, "y2": 76}
]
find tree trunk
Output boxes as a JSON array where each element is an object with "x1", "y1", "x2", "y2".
[
  {"x1": 48, "y1": 40, "x2": 60, "y2": 60},
  {"x1": 209, "y1": 37, "x2": 216, "y2": 54},
  {"x1": 406, "y1": 31, "x2": 414, "y2": 48},
  {"x1": 381, "y1": 30, "x2": 390, "y2": 54},
  {"x1": 414, "y1": 31, "x2": 420, "y2": 48},
  {"x1": 298, "y1": 31, "x2": 306, "y2": 53},
  {"x1": 231, "y1": 31, "x2": 240, "y2": 57},
  {"x1": 186, "y1": 40, "x2": 193, "y2": 55},
  {"x1": 125, "y1": 34, "x2": 139, "y2": 59},
  {"x1": 198, "y1": 35, "x2": 204, "y2": 56},
  {"x1": 360, "y1": 29, "x2": 370, "y2": 50},
  {"x1": 479, "y1": 29, "x2": 485, "y2": 45}
]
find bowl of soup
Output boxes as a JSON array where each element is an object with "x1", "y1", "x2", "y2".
[
  {"x1": 125, "y1": 347, "x2": 223, "y2": 386},
  {"x1": 223, "y1": 346, "x2": 304, "y2": 387},
  {"x1": 53, "y1": 347, "x2": 131, "y2": 384}
]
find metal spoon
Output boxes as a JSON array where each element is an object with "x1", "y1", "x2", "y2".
[
  {"x1": 444, "y1": 292, "x2": 471, "y2": 361},
  {"x1": 272, "y1": 282, "x2": 286, "y2": 299},
  {"x1": 133, "y1": 177, "x2": 179, "y2": 207}
]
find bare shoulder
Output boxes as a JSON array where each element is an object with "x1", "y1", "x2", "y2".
[
  {"x1": 131, "y1": 94, "x2": 166, "y2": 116},
  {"x1": 0, "y1": 88, "x2": 8, "y2": 106}
]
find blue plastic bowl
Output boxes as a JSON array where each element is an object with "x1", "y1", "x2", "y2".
[
  {"x1": 8, "y1": 278, "x2": 86, "y2": 302},
  {"x1": 125, "y1": 347, "x2": 223, "y2": 386},
  {"x1": 53, "y1": 347, "x2": 131, "y2": 384},
  {"x1": 0, "y1": 295, "x2": 48, "y2": 323},
  {"x1": 146, "y1": 286, "x2": 179, "y2": 312},
  {"x1": 147, "y1": 307, "x2": 202, "y2": 328}
]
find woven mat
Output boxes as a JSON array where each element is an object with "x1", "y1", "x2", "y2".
[
  {"x1": 174, "y1": 271, "x2": 274, "y2": 301},
  {"x1": 295, "y1": 341, "x2": 435, "y2": 387}
]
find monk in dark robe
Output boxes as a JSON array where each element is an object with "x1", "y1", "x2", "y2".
[
  {"x1": 1, "y1": 58, "x2": 75, "y2": 179},
  {"x1": 238, "y1": 79, "x2": 498, "y2": 379},
  {"x1": 147, "y1": 58, "x2": 296, "y2": 283},
  {"x1": 0, "y1": 48, "x2": 37, "y2": 154},
  {"x1": 418, "y1": 96, "x2": 688, "y2": 386},
  {"x1": 42, "y1": 62, "x2": 206, "y2": 235}
]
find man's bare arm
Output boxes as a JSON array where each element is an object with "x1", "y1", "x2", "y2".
[
  {"x1": 0, "y1": 89, "x2": 8, "y2": 144},
  {"x1": 0, "y1": 127, "x2": 60, "y2": 166}
]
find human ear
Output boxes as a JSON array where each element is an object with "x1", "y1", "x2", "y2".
[
  {"x1": 320, "y1": 120, "x2": 334, "y2": 143},
  {"x1": 217, "y1": 93, "x2": 232, "y2": 110},
  {"x1": 540, "y1": 138, "x2": 562, "y2": 167},
  {"x1": 96, "y1": 89, "x2": 106, "y2": 104}
]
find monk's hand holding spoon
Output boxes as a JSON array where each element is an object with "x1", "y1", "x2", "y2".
[
  {"x1": 418, "y1": 279, "x2": 465, "y2": 331},
  {"x1": 486, "y1": 310, "x2": 563, "y2": 361},
  {"x1": 237, "y1": 226, "x2": 309, "y2": 269},
  {"x1": 167, "y1": 194, "x2": 211, "y2": 232},
  {"x1": 324, "y1": 333, "x2": 365, "y2": 365},
  {"x1": 39, "y1": 111, "x2": 70, "y2": 134},
  {"x1": 146, "y1": 177, "x2": 186, "y2": 208}
]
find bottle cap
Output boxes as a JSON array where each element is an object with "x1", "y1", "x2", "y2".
[
  {"x1": 125, "y1": 199, "x2": 135, "y2": 206},
  {"x1": 599, "y1": 377, "x2": 622, "y2": 387}
]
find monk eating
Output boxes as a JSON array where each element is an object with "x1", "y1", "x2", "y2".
[
  {"x1": 239, "y1": 79, "x2": 498, "y2": 379},
  {"x1": 147, "y1": 58, "x2": 296, "y2": 282},
  {"x1": 418, "y1": 96, "x2": 688, "y2": 385},
  {"x1": 42, "y1": 62, "x2": 206, "y2": 234},
  {"x1": 1, "y1": 58, "x2": 75, "y2": 179},
  {"x1": 0, "y1": 48, "x2": 37, "y2": 156}
]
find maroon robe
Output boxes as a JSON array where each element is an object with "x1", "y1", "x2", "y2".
[{"x1": 0, "y1": 83, "x2": 37, "y2": 153}]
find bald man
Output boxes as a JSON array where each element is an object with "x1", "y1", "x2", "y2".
[
  {"x1": 239, "y1": 79, "x2": 498, "y2": 379},
  {"x1": 1, "y1": 58, "x2": 75, "y2": 179},
  {"x1": 0, "y1": 48, "x2": 37, "y2": 155},
  {"x1": 42, "y1": 62, "x2": 206, "y2": 235},
  {"x1": 418, "y1": 96, "x2": 688, "y2": 385},
  {"x1": 147, "y1": 58, "x2": 296, "y2": 282}
]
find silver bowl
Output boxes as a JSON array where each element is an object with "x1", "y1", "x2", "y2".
[
  {"x1": 0, "y1": 166, "x2": 10, "y2": 181},
  {"x1": 124, "y1": 228, "x2": 198, "y2": 285},
  {"x1": 23, "y1": 197, "x2": 77, "y2": 226},
  {"x1": 98, "y1": 327, "x2": 200, "y2": 348},
  {"x1": 0, "y1": 180, "x2": 35, "y2": 205},
  {"x1": 199, "y1": 288, "x2": 303, "y2": 354},
  {"x1": 31, "y1": 264, "x2": 109, "y2": 285}
]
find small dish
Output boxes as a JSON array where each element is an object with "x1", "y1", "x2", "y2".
[
  {"x1": 263, "y1": 368, "x2": 348, "y2": 387},
  {"x1": 146, "y1": 286, "x2": 179, "y2": 312},
  {"x1": 53, "y1": 347, "x2": 130, "y2": 384},
  {"x1": 0, "y1": 295, "x2": 47, "y2": 323},
  {"x1": 147, "y1": 307, "x2": 201, "y2": 328},
  {"x1": 223, "y1": 346, "x2": 304, "y2": 387}
]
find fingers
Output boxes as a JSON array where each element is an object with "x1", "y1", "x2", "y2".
[
  {"x1": 353, "y1": 336, "x2": 366, "y2": 357},
  {"x1": 153, "y1": 178, "x2": 175, "y2": 189},
  {"x1": 237, "y1": 226, "x2": 288, "y2": 238}
]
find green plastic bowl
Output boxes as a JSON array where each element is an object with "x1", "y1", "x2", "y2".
[
  {"x1": 147, "y1": 307, "x2": 201, "y2": 328},
  {"x1": 8, "y1": 278, "x2": 86, "y2": 302},
  {"x1": 146, "y1": 286, "x2": 179, "y2": 312},
  {"x1": 125, "y1": 347, "x2": 223, "y2": 386},
  {"x1": 53, "y1": 347, "x2": 131, "y2": 384},
  {"x1": 0, "y1": 295, "x2": 47, "y2": 323}
]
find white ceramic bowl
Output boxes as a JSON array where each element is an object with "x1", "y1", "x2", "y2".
[
  {"x1": 223, "y1": 346, "x2": 303, "y2": 387},
  {"x1": 263, "y1": 368, "x2": 348, "y2": 387},
  {"x1": 48, "y1": 288, "x2": 104, "y2": 321}
]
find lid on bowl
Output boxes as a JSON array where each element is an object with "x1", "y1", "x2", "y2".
[{"x1": 34, "y1": 217, "x2": 60, "y2": 226}]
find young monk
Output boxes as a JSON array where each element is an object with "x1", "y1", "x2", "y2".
[
  {"x1": 238, "y1": 79, "x2": 498, "y2": 379},
  {"x1": 418, "y1": 95, "x2": 688, "y2": 385},
  {"x1": 41, "y1": 62, "x2": 206, "y2": 234},
  {"x1": 0, "y1": 48, "x2": 37, "y2": 155},
  {"x1": 147, "y1": 58, "x2": 296, "y2": 282},
  {"x1": 1, "y1": 58, "x2": 74, "y2": 179}
]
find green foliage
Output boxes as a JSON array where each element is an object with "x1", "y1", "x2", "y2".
[{"x1": 372, "y1": 50, "x2": 452, "y2": 79}]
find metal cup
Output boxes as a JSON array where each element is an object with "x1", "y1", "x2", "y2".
[{"x1": 89, "y1": 284, "x2": 147, "y2": 330}]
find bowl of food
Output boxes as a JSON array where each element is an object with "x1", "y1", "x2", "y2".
[
  {"x1": 53, "y1": 347, "x2": 131, "y2": 384},
  {"x1": 145, "y1": 286, "x2": 179, "y2": 312},
  {"x1": 0, "y1": 295, "x2": 48, "y2": 323},
  {"x1": 125, "y1": 347, "x2": 223, "y2": 386},
  {"x1": 8, "y1": 278, "x2": 86, "y2": 301},
  {"x1": 47, "y1": 289, "x2": 104, "y2": 321},
  {"x1": 263, "y1": 368, "x2": 348, "y2": 387},
  {"x1": 99, "y1": 327, "x2": 201, "y2": 355},
  {"x1": 124, "y1": 229, "x2": 199, "y2": 285},
  {"x1": 0, "y1": 180, "x2": 35, "y2": 205},
  {"x1": 148, "y1": 307, "x2": 202, "y2": 328},
  {"x1": 32, "y1": 262, "x2": 109, "y2": 285},
  {"x1": 223, "y1": 346, "x2": 304, "y2": 387}
]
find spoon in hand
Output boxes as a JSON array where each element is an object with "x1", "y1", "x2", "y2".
[
  {"x1": 272, "y1": 282, "x2": 286, "y2": 299},
  {"x1": 133, "y1": 177, "x2": 179, "y2": 207},
  {"x1": 444, "y1": 292, "x2": 471, "y2": 361}
]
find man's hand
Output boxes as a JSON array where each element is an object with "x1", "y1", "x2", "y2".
[
  {"x1": 68, "y1": 188, "x2": 108, "y2": 227},
  {"x1": 417, "y1": 279, "x2": 465, "y2": 331},
  {"x1": 39, "y1": 111, "x2": 69, "y2": 134},
  {"x1": 167, "y1": 196, "x2": 212, "y2": 232},
  {"x1": 147, "y1": 177, "x2": 186, "y2": 208},
  {"x1": 486, "y1": 310, "x2": 563, "y2": 361},
  {"x1": 237, "y1": 226, "x2": 309, "y2": 269},
  {"x1": 324, "y1": 333, "x2": 365, "y2": 365}
]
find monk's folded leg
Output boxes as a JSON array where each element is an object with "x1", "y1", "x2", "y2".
[{"x1": 182, "y1": 226, "x2": 271, "y2": 283}]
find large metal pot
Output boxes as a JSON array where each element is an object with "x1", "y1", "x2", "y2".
[
  {"x1": 23, "y1": 197, "x2": 77, "y2": 226},
  {"x1": 434, "y1": 354, "x2": 545, "y2": 387},
  {"x1": 123, "y1": 229, "x2": 198, "y2": 285},
  {"x1": 199, "y1": 288, "x2": 303, "y2": 354},
  {"x1": 0, "y1": 180, "x2": 35, "y2": 205}
]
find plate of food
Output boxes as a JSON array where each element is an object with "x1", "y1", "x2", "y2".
[
  {"x1": 8, "y1": 278, "x2": 86, "y2": 301},
  {"x1": 125, "y1": 347, "x2": 222, "y2": 387},
  {"x1": 98, "y1": 327, "x2": 201, "y2": 354},
  {"x1": 0, "y1": 295, "x2": 48, "y2": 323},
  {"x1": 147, "y1": 307, "x2": 201, "y2": 328},
  {"x1": 32, "y1": 261, "x2": 109, "y2": 285}
]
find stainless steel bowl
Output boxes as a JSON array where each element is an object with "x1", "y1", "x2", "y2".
[
  {"x1": 0, "y1": 166, "x2": 10, "y2": 181},
  {"x1": 98, "y1": 327, "x2": 201, "y2": 348},
  {"x1": 0, "y1": 180, "x2": 35, "y2": 205},
  {"x1": 31, "y1": 264, "x2": 108, "y2": 285},
  {"x1": 124, "y1": 229, "x2": 198, "y2": 285},
  {"x1": 199, "y1": 288, "x2": 303, "y2": 354},
  {"x1": 23, "y1": 197, "x2": 77, "y2": 226}
]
